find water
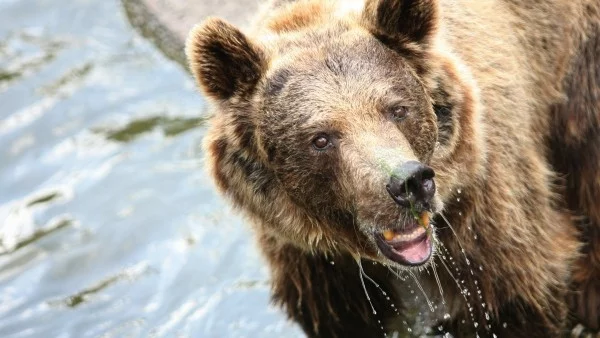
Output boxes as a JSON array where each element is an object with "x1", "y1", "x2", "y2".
[{"x1": 0, "y1": 0, "x2": 302, "y2": 337}]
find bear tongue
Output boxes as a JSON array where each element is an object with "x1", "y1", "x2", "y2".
[
  {"x1": 376, "y1": 212, "x2": 433, "y2": 266},
  {"x1": 391, "y1": 235, "x2": 432, "y2": 265},
  {"x1": 377, "y1": 224, "x2": 433, "y2": 266}
]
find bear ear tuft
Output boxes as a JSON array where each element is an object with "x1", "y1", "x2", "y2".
[
  {"x1": 185, "y1": 18, "x2": 267, "y2": 100},
  {"x1": 362, "y1": 0, "x2": 438, "y2": 46}
]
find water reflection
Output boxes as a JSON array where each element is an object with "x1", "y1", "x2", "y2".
[
  {"x1": 0, "y1": 217, "x2": 72, "y2": 256},
  {"x1": 0, "y1": 0, "x2": 302, "y2": 337},
  {"x1": 0, "y1": 33, "x2": 66, "y2": 90},
  {"x1": 95, "y1": 115, "x2": 207, "y2": 143}
]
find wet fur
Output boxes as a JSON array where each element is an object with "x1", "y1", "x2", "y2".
[
  {"x1": 186, "y1": 0, "x2": 600, "y2": 337},
  {"x1": 550, "y1": 16, "x2": 600, "y2": 331}
]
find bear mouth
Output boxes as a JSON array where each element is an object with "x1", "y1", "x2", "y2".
[{"x1": 374, "y1": 212, "x2": 433, "y2": 266}]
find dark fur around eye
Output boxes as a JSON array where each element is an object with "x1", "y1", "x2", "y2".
[
  {"x1": 391, "y1": 106, "x2": 409, "y2": 121},
  {"x1": 386, "y1": 104, "x2": 410, "y2": 122},
  {"x1": 434, "y1": 104, "x2": 454, "y2": 145}
]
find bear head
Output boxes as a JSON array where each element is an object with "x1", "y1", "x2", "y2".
[{"x1": 186, "y1": 0, "x2": 484, "y2": 268}]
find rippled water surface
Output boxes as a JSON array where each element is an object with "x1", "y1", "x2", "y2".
[{"x1": 0, "y1": 0, "x2": 303, "y2": 336}]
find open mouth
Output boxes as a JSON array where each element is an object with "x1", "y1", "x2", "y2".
[{"x1": 374, "y1": 212, "x2": 433, "y2": 266}]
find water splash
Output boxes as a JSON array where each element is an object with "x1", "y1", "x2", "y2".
[
  {"x1": 407, "y1": 270, "x2": 434, "y2": 312},
  {"x1": 359, "y1": 263, "x2": 400, "y2": 315},
  {"x1": 439, "y1": 212, "x2": 470, "y2": 266},
  {"x1": 357, "y1": 259, "x2": 377, "y2": 315},
  {"x1": 431, "y1": 260, "x2": 445, "y2": 305},
  {"x1": 357, "y1": 260, "x2": 388, "y2": 337}
]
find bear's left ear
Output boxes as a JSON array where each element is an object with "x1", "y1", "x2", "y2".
[
  {"x1": 185, "y1": 18, "x2": 267, "y2": 101},
  {"x1": 362, "y1": 0, "x2": 438, "y2": 47}
]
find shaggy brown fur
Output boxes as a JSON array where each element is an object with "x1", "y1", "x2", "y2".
[
  {"x1": 186, "y1": 0, "x2": 600, "y2": 337},
  {"x1": 550, "y1": 17, "x2": 600, "y2": 332}
]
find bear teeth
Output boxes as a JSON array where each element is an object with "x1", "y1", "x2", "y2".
[
  {"x1": 420, "y1": 212, "x2": 430, "y2": 228},
  {"x1": 382, "y1": 212, "x2": 430, "y2": 242},
  {"x1": 383, "y1": 230, "x2": 396, "y2": 241},
  {"x1": 398, "y1": 226, "x2": 425, "y2": 241}
]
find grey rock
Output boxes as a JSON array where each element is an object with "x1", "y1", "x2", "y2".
[{"x1": 122, "y1": 0, "x2": 260, "y2": 69}]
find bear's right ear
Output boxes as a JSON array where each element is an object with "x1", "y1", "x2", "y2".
[
  {"x1": 362, "y1": 0, "x2": 438, "y2": 46},
  {"x1": 185, "y1": 18, "x2": 267, "y2": 101}
]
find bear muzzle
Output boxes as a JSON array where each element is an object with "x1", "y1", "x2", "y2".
[{"x1": 369, "y1": 161, "x2": 436, "y2": 266}]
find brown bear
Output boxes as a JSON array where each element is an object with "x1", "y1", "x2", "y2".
[{"x1": 185, "y1": 0, "x2": 600, "y2": 337}]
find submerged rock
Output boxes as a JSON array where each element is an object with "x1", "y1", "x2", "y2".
[{"x1": 122, "y1": 0, "x2": 258, "y2": 69}]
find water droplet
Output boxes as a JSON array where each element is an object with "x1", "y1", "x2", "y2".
[
  {"x1": 503, "y1": 322, "x2": 507, "y2": 328},
  {"x1": 485, "y1": 312, "x2": 490, "y2": 320},
  {"x1": 443, "y1": 313, "x2": 451, "y2": 319},
  {"x1": 474, "y1": 322, "x2": 479, "y2": 328},
  {"x1": 407, "y1": 328, "x2": 412, "y2": 332},
  {"x1": 457, "y1": 197, "x2": 461, "y2": 202},
  {"x1": 330, "y1": 261, "x2": 335, "y2": 265},
  {"x1": 373, "y1": 310, "x2": 377, "y2": 315},
  {"x1": 493, "y1": 334, "x2": 498, "y2": 338},
  {"x1": 457, "y1": 188, "x2": 462, "y2": 194}
]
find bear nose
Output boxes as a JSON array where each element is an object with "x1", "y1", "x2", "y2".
[{"x1": 386, "y1": 161, "x2": 436, "y2": 209}]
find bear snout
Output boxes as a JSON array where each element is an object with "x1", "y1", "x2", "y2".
[{"x1": 385, "y1": 161, "x2": 436, "y2": 211}]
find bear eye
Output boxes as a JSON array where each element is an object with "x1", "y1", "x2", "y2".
[
  {"x1": 389, "y1": 106, "x2": 409, "y2": 121},
  {"x1": 312, "y1": 135, "x2": 332, "y2": 150}
]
